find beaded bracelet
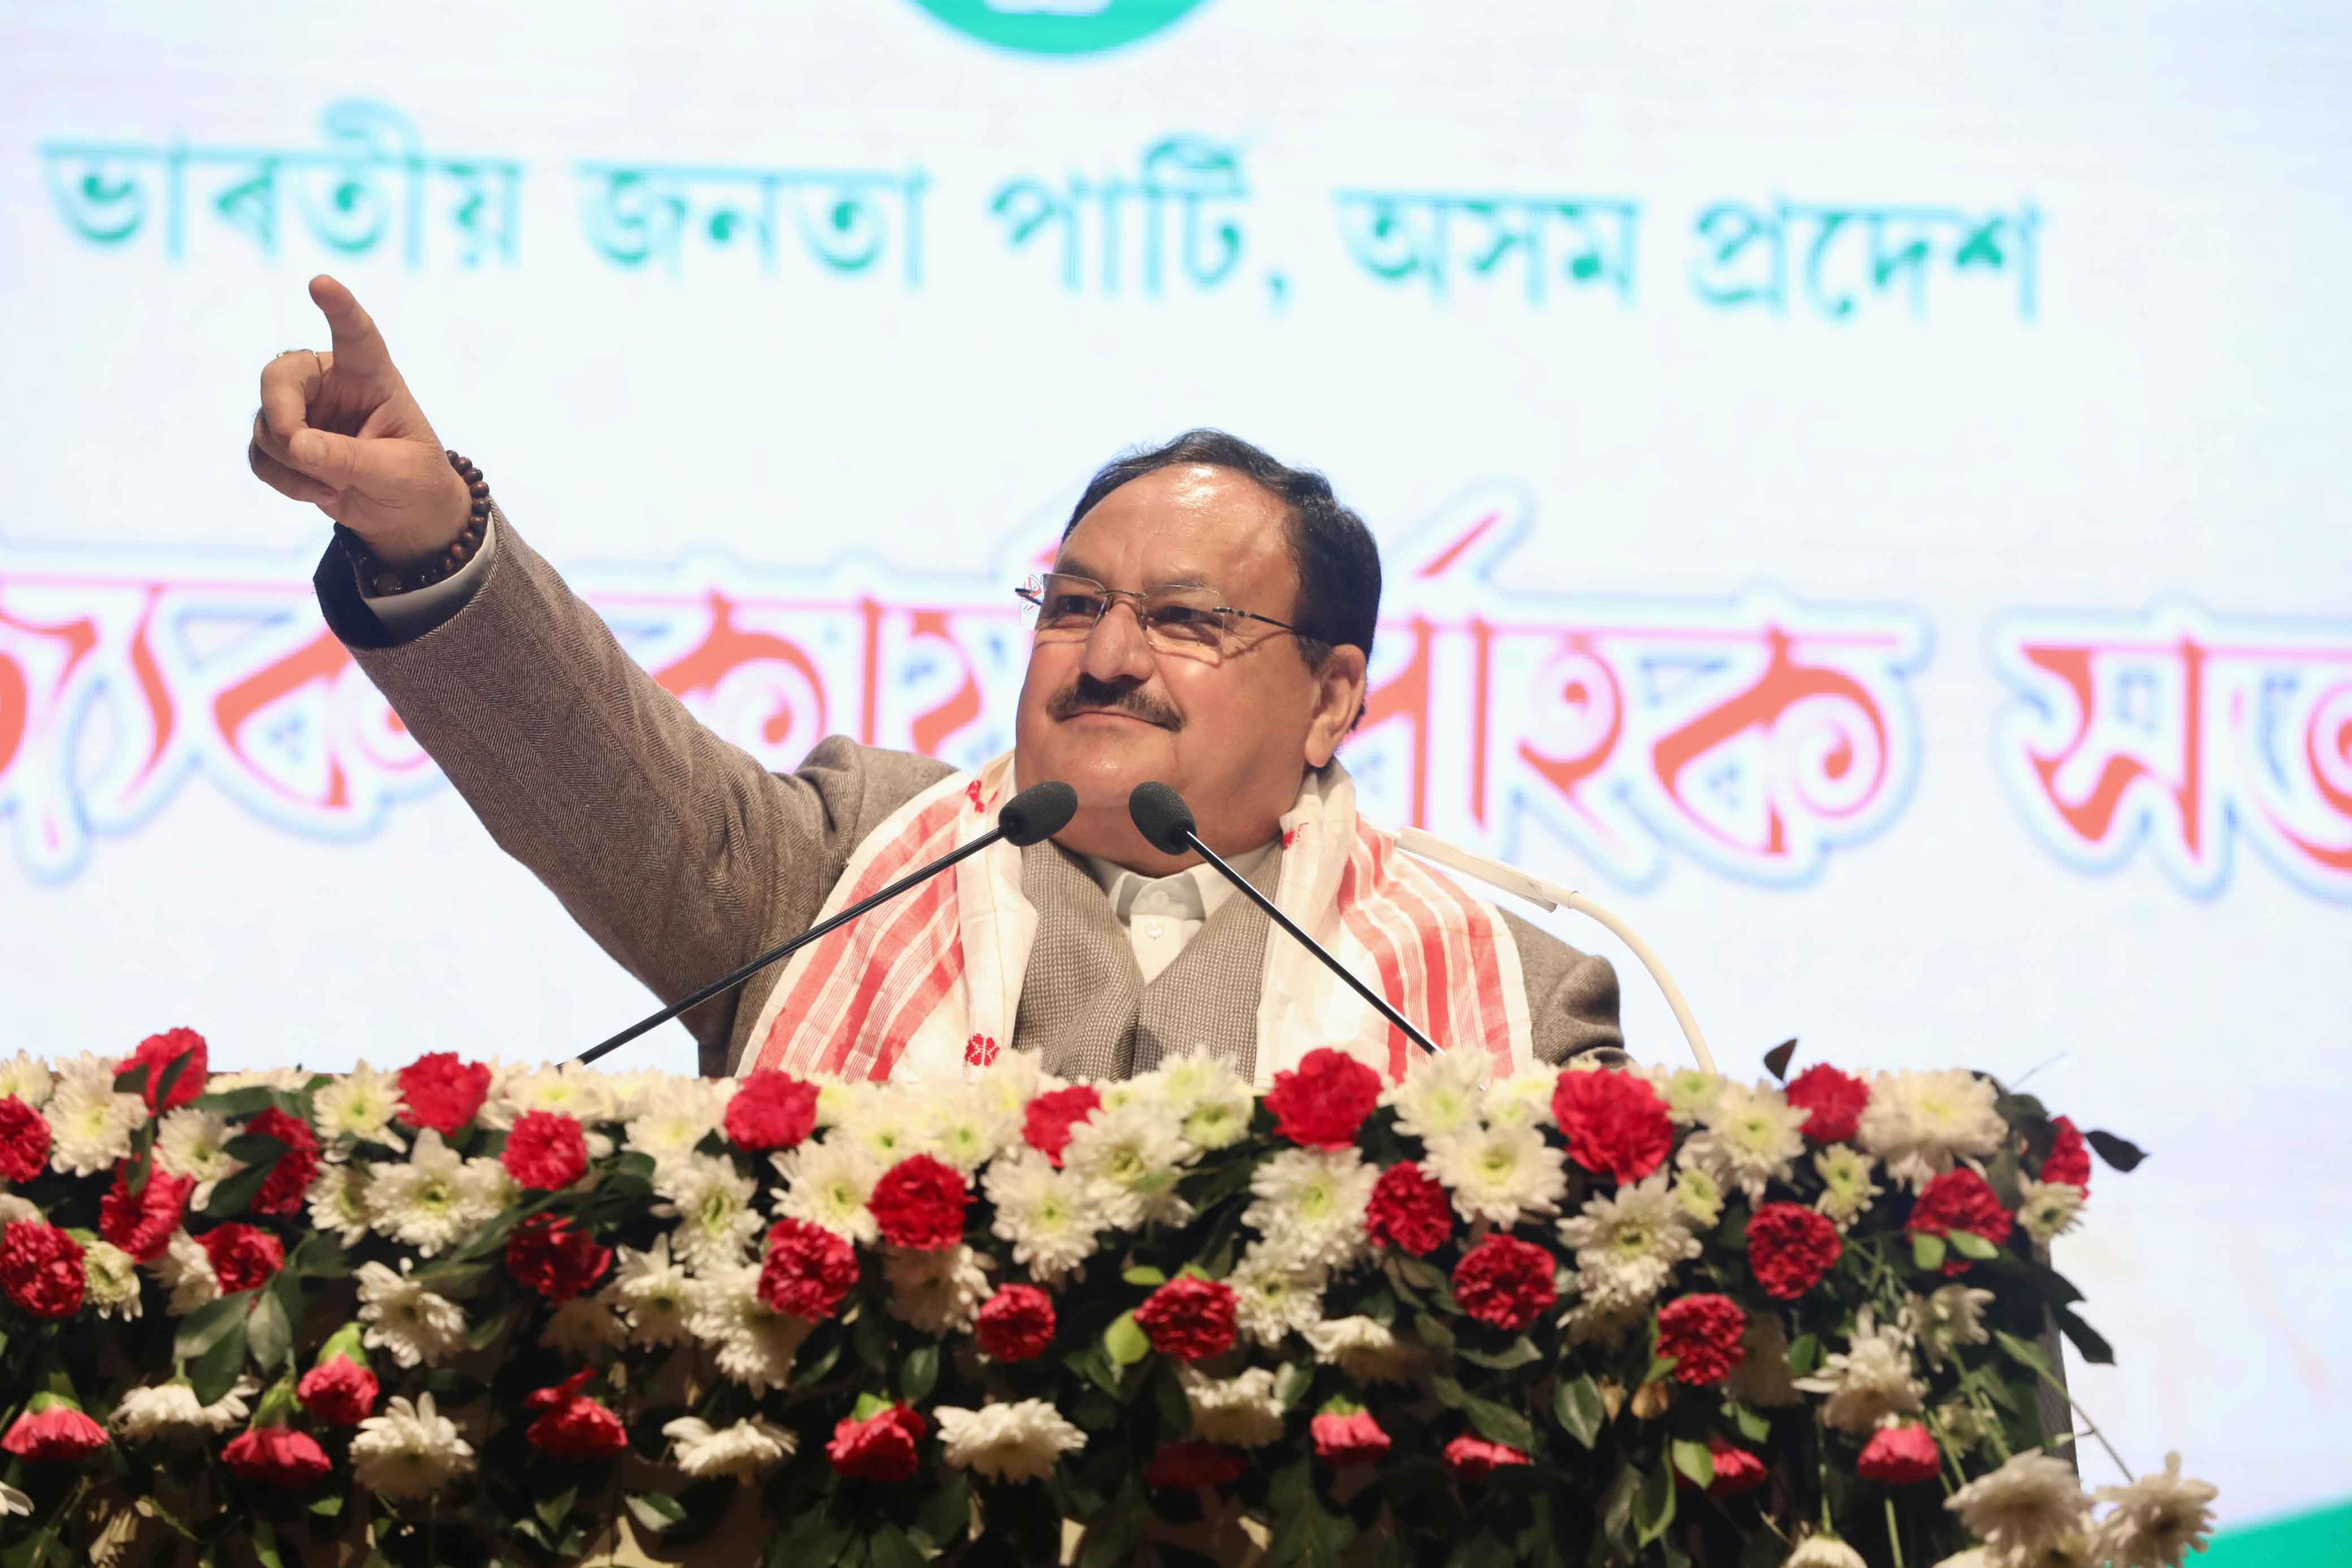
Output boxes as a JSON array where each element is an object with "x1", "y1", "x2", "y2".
[{"x1": 336, "y1": 449, "x2": 494, "y2": 597}]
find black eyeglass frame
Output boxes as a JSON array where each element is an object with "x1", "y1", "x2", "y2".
[{"x1": 1012, "y1": 571, "x2": 1310, "y2": 646}]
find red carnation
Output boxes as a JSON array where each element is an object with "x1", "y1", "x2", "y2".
[
  {"x1": 1746, "y1": 1202, "x2": 1844, "y2": 1300},
  {"x1": 975, "y1": 1284, "x2": 1056, "y2": 1362},
  {"x1": 1657, "y1": 1294, "x2": 1748, "y2": 1385},
  {"x1": 1364, "y1": 1162, "x2": 1453, "y2": 1255},
  {"x1": 1132, "y1": 1274, "x2": 1240, "y2": 1362},
  {"x1": 224, "y1": 1424, "x2": 334, "y2": 1488},
  {"x1": 504, "y1": 1109, "x2": 589, "y2": 1190},
  {"x1": 758, "y1": 1217, "x2": 861, "y2": 1319},
  {"x1": 2042, "y1": 1116, "x2": 2092, "y2": 1194},
  {"x1": 1552, "y1": 1069, "x2": 1674, "y2": 1184},
  {"x1": 1145, "y1": 1440, "x2": 1248, "y2": 1490},
  {"x1": 0, "y1": 1097, "x2": 51, "y2": 1183},
  {"x1": 397, "y1": 1052, "x2": 493, "y2": 1136},
  {"x1": 1, "y1": 1402, "x2": 107, "y2": 1461},
  {"x1": 1022, "y1": 1085, "x2": 1101, "y2": 1166},
  {"x1": 100, "y1": 1164, "x2": 193, "y2": 1263},
  {"x1": 724, "y1": 1070, "x2": 822, "y2": 1152},
  {"x1": 0, "y1": 1222, "x2": 85, "y2": 1320},
  {"x1": 1668, "y1": 1436, "x2": 1767, "y2": 1496},
  {"x1": 1451, "y1": 1235, "x2": 1558, "y2": 1332},
  {"x1": 1444, "y1": 1435, "x2": 1532, "y2": 1479},
  {"x1": 1906, "y1": 1168, "x2": 2015, "y2": 1275},
  {"x1": 524, "y1": 1369, "x2": 629, "y2": 1459},
  {"x1": 868, "y1": 1154, "x2": 971, "y2": 1251},
  {"x1": 828, "y1": 1402, "x2": 925, "y2": 1482},
  {"x1": 1264, "y1": 1047, "x2": 1385, "y2": 1149},
  {"x1": 1858, "y1": 1423, "x2": 1942, "y2": 1484},
  {"x1": 297, "y1": 1356, "x2": 379, "y2": 1426},
  {"x1": 1310, "y1": 1409, "x2": 1390, "y2": 1466},
  {"x1": 118, "y1": 1026, "x2": 208, "y2": 1112},
  {"x1": 1783, "y1": 1065, "x2": 1871, "y2": 1145},
  {"x1": 245, "y1": 1106, "x2": 321, "y2": 1217},
  {"x1": 505, "y1": 1213, "x2": 613, "y2": 1302},
  {"x1": 198, "y1": 1223, "x2": 284, "y2": 1294}
]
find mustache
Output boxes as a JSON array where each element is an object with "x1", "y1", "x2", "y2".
[{"x1": 1048, "y1": 674, "x2": 1182, "y2": 730}]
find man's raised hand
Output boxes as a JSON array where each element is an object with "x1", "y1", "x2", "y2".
[{"x1": 247, "y1": 275, "x2": 473, "y2": 568}]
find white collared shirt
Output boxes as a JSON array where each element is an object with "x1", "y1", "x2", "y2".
[{"x1": 1083, "y1": 840, "x2": 1278, "y2": 984}]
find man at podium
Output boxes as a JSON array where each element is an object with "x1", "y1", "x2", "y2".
[{"x1": 245, "y1": 276, "x2": 1623, "y2": 1085}]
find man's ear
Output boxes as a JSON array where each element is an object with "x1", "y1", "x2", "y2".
[{"x1": 1303, "y1": 645, "x2": 1369, "y2": 769}]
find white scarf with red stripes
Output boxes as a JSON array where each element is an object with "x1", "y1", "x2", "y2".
[{"x1": 738, "y1": 752, "x2": 1534, "y2": 1088}]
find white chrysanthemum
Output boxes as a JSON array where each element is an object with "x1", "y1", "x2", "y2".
[
  {"x1": 813, "y1": 1077, "x2": 874, "y2": 1130},
  {"x1": 1423, "y1": 1120, "x2": 1568, "y2": 1228},
  {"x1": 769, "y1": 1137, "x2": 884, "y2": 1246},
  {"x1": 1932, "y1": 1398, "x2": 1995, "y2": 1456},
  {"x1": 1944, "y1": 1449, "x2": 2095, "y2": 1561},
  {"x1": 45, "y1": 1058, "x2": 146, "y2": 1176},
  {"x1": 1858, "y1": 1070, "x2": 2007, "y2": 1191},
  {"x1": 599, "y1": 1069, "x2": 669, "y2": 1126},
  {"x1": 1303, "y1": 1315, "x2": 1420, "y2": 1385},
  {"x1": 542, "y1": 1296, "x2": 628, "y2": 1358},
  {"x1": 651, "y1": 1152, "x2": 765, "y2": 1275},
  {"x1": 351, "y1": 1393, "x2": 475, "y2": 1498},
  {"x1": 306, "y1": 1163, "x2": 373, "y2": 1247},
  {"x1": 1556, "y1": 1171, "x2": 1702, "y2": 1310},
  {"x1": 1151, "y1": 1051, "x2": 1243, "y2": 1119},
  {"x1": 2094, "y1": 1452, "x2": 2217, "y2": 1568},
  {"x1": 1795, "y1": 1307, "x2": 1925, "y2": 1434},
  {"x1": 1903, "y1": 1284, "x2": 1995, "y2": 1368},
  {"x1": 154, "y1": 1228, "x2": 219, "y2": 1314},
  {"x1": 1637, "y1": 1065, "x2": 1723, "y2": 1126},
  {"x1": 685, "y1": 1262, "x2": 812, "y2": 1396},
  {"x1": 883, "y1": 1244, "x2": 990, "y2": 1336},
  {"x1": 310, "y1": 1062, "x2": 408, "y2": 1152},
  {"x1": 1812, "y1": 1144, "x2": 1883, "y2": 1229},
  {"x1": 831, "y1": 1089, "x2": 925, "y2": 1169},
  {"x1": 625, "y1": 1078, "x2": 729, "y2": 1170},
  {"x1": 83, "y1": 1240, "x2": 142, "y2": 1320},
  {"x1": 1782, "y1": 1536, "x2": 1869, "y2": 1567},
  {"x1": 1725, "y1": 1311, "x2": 1804, "y2": 1408},
  {"x1": 2016, "y1": 1179, "x2": 2086, "y2": 1246},
  {"x1": 935, "y1": 1400, "x2": 1087, "y2": 1483},
  {"x1": 1229, "y1": 1242, "x2": 1329, "y2": 1348},
  {"x1": 0, "y1": 1052, "x2": 55, "y2": 1108},
  {"x1": 1175, "y1": 1068, "x2": 1255, "y2": 1152},
  {"x1": 1678, "y1": 1081, "x2": 1807, "y2": 1203},
  {"x1": 1386, "y1": 1049, "x2": 1490, "y2": 1145},
  {"x1": 664, "y1": 1415, "x2": 796, "y2": 1481},
  {"x1": 154, "y1": 1106, "x2": 241, "y2": 1209},
  {"x1": 356, "y1": 1259, "x2": 468, "y2": 1368},
  {"x1": 110, "y1": 1376, "x2": 256, "y2": 1440},
  {"x1": 968, "y1": 1050, "x2": 1049, "y2": 1126},
  {"x1": 916, "y1": 1089, "x2": 1018, "y2": 1175},
  {"x1": 983, "y1": 1146, "x2": 1102, "y2": 1281},
  {"x1": 1062, "y1": 1098, "x2": 1192, "y2": 1230},
  {"x1": 610, "y1": 1236, "x2": 695, "y2": 1346},
  {"x1": 1480, "y1": 1067, "x2": 1562, "y2": 1132},
  {"x1": 1243, "y1": 1147, "x2": 1380, "y2": 1274},
  {"x1": 365, "y1": 1128, "x2": 508, "y2": 1257},
  {"x1": 486, "y1": 1062, "x2": 616, "y2": 1129},
  {"x1": 1181, "y1": 1365, "x2": 1289, "y2": 1446}
]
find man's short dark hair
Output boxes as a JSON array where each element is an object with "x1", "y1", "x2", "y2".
[{"x1": 1061, "y1": 429, "x2": 1380, "y2": 725}]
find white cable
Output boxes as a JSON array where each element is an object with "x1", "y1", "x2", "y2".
[{"x1": 1396, "y1": 828, "x2": 1718, "y2": 1075}]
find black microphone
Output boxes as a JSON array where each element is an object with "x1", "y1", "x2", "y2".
[
  {"x1": 576, "y1": 779, "x2": 1079, "y2": 1066},
  {"x1": 1127, "y1": 782, "x2": 1441, "y2": 1056}
]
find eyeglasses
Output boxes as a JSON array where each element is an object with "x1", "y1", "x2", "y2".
[{"x1": 1014, "y1": 571, "x2": 1306, "y2": 662}]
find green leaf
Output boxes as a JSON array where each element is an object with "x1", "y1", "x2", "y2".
[
  {"x1": 1459, "y1": 1335, "x2": 1540, "y2": 1372},
  {"x1": 1762, "y1": 1038, "x2": 1798, "y2": 1081},
  {"x1": 1994, "y1": 1329, "x2": 2055, "y2": 1377},
  {"x1": 1670, "y1": 1439, "x2": 1714, "y2": 1489},
  {"x1": 1633, "y1": 1460, "x2": 1677, "y2": 1546},
  {"x1": 174, "y1": 1292, "x2": 252, "y2": 1361},
  {"x1": 1730, "y1": 1401, "x2": 1771, "y2": 1443},
  {"x1": 2055, "y1": 1307, "x2": 2115, "y2": 1366},
  {"x1": 187, "y1": 1313, "x2": 249, "y2": 1406},
  {"x1": 1429, "y1": 1375, "x2": 1469, "y2": 1411},
  {"x1": 306, "y1": 1493, "x2": 345, "y2": 1519},
  {"x1": 535, "y1": 1484, "x2": 578, "y2": 1536},
  {"x1": 852, "y1": 1304, "x2": 889, "y2": 1371},
  {"x1": 1412, "y1": 1310, "x2": 1455, "y2": 1354},
  {"x1": 1949, "y1": 1229, "x2": 1999, "y2": 1261},
  {"x1": 901, "y1": 1342, "x2": 939, "y2": 1404},
  {"x1": 252, "y1": 1520, "x2": 285, "y2": 1568},
  {"x1": 247, "y1": 1289, "x2": 293, "y2": 1371},
  {"x1": 192, "y1": 1085, "x2": 276, "y2": 1119},
  {"x1": 1103, "y1": 1311, "x2": 1151, "y2": 1367},
  {"x1": 2085, "y1": 1129, "x2": 2146, "y2": 1172},
  {"x1": 1276, "y1": 1362, "x2": 1315, "y2": 1410},
  {"x1": 1553, "y1": 1375, "x2": 1605, "y2": 1448},
  {"x1": 1121, "y1": 1265, "x2": 1168, "y2": 1288},
  {"x1": 222, "y1": 1132, "x2": 290, "y2": 1164},
  {"x1": 202, "y1": 1158, "x2": 279, "y2": 1219},
  {"x1": 466, "y1": 1302, "x2": 520, "y2": 1353},
  {"x1": 1462, "y1": 1394, "x2": 1536, "y2": 1452},
  {"x1": 1910, "y1": 1231, "x2": 1948, "y2": 1272},
  {"x1": 868, "y1": 1523, "x2": 926, "y2": 1568},
  {"x1": 625, "y1": 1493, "x2": 688, "y2": 1535},
  {"x1": 911, "y1": 1473, "x2": 971, "y2": 1553},
  {"x1": 1786, "y1": 1333, "x2": 1822, "y2": 1378}
]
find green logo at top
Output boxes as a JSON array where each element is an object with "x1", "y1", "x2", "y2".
[{"x1": 907, "y1": 0, "x2": 1214, "y2": 57}]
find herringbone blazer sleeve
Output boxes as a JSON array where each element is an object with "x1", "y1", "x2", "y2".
[
  {"x1": 312, "y1": 511, "x2": 950, "y2": 1075},
  {"x1": 1501, "y1": 911, "x2": 1628, "y2": 1065}
]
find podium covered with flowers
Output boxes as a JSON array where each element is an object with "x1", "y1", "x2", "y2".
[{"x1": 0, "y1": 1029, "x2": 2213, "y2": 1568}]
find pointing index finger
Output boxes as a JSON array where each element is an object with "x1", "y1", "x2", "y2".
[{"x1": 308, "y1": 274, "x2": 392, "y2": 378}]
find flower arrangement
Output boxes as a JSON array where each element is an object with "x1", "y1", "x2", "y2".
[{"x1": 0, "y1": 1029, "x2": 2213, "y2": 1568}]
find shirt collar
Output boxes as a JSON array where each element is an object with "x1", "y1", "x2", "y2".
[{"x1": 1084, "y1": 838, "x2": 1278, "y2": 923}]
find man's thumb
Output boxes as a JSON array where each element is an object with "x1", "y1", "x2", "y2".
[{"x1": 288, "y1": 428, "x2": 365, "y2": 487}]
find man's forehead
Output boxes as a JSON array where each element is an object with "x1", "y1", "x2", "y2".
[{"x1": 1057, "y1": 465, "x2": 1291, "y2": 587}]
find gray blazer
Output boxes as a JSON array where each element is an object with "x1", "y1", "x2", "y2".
[{"x1": 314, "y1": 517, "x2": 1625, "y2": 1078}]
